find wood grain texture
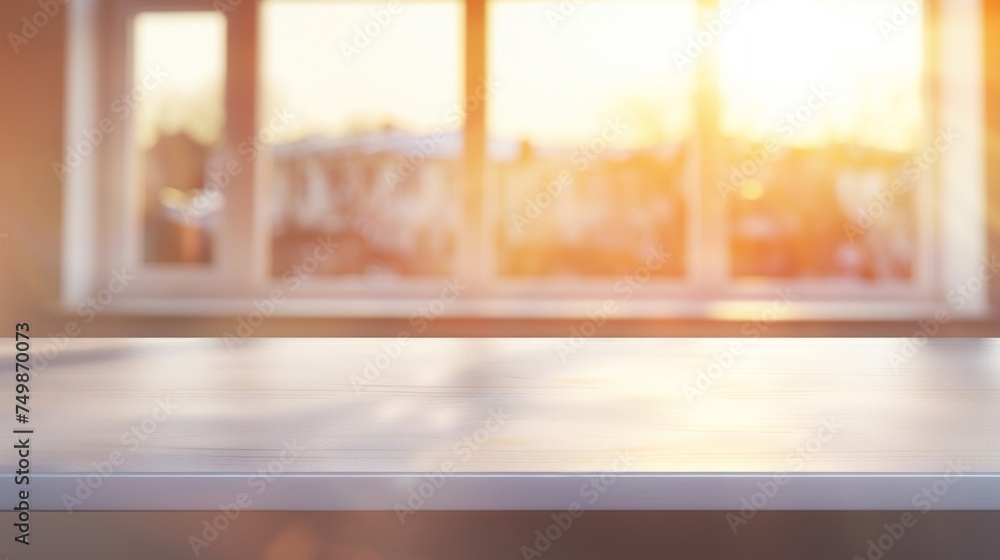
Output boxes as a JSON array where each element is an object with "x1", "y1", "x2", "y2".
[{"x1": 3, "y1": 338, "x2": 999, "y2": 474}]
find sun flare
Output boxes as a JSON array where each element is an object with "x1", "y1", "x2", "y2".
[{"x1": 717, "y1": 0, "x2": 925, "y2": 152}]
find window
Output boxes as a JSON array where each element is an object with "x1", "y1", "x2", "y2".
[
  {"x1": 717, "y1": 0, "x2": 925, "y2": 282},
  {"x1": 488, "y1": 1, "x2": 695, "y2": 279},
  {"x1": 131, "y1": 12, "x2": 226, "y2": 266},
  {"x1": 63, "y1": 0, "x2": 988, "y2": 318},
  {"x1": 262, "y1": 1, "x2": 464, "y2": 278}
]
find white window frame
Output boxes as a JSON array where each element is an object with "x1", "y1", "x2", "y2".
[{"x1": 62, "y1": 0, "x2": 990, "y2": 320}]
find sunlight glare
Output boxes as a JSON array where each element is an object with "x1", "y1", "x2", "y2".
[{"x1": 718, "y1": 0, "x2": 924, "y2": 151}]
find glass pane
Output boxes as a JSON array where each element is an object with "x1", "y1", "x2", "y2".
[
  {"x1": 489, "y1": 0, "x2": 695, "y2": 278},
  {"x1": 133, "y1": 12, "x2": 226, "y2": 265},
  {"x1": 262, "y1": 1, "x2": 463, "y2": 278},
  {"x1": 718, "y1": 0, "x2": 924, "y2": 281}
]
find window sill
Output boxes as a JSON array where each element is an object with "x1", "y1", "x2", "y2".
[{"x1": 80, "y1": 295, "x2": 991, "y2": 322}]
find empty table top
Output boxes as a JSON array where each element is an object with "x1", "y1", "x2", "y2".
[{"x1": 2, "y1": 337, "x2": 999, "y2": 510}]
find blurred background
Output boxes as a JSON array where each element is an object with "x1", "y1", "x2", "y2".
[{"x1": 1, "y1": 0, "x2": 1000, "y2": 336}]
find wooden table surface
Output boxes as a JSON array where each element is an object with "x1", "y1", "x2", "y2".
[{"x1": 3, "y1": 337, "x2": 999, "y2": 510}]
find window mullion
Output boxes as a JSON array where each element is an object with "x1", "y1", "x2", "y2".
[
  {"x1": 218, "y1": 0, "x2": 265, "y2": 294},
  {"x1": 463, "y1": 0, "x2": 489, "y2": 292},
  {"x1": 694, "y1": 0, "x2": 728, "y2": 291},
  {"x1": 919, "y1": 0, "x2": 940, "y2": 298}
]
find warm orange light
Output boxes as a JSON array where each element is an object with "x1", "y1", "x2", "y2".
[{"x1": 739, "y1": 179, "x2": 764, "y2": 201}]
